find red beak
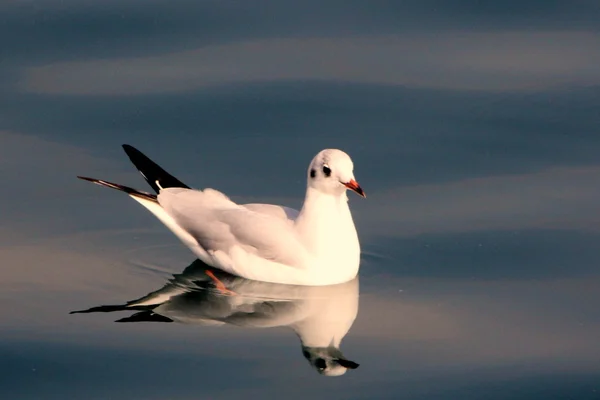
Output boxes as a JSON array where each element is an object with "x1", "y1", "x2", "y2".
[{"x1": 343, "y1": 179, "x2": 366, "y2": 198}]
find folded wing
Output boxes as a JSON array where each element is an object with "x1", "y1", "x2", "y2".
[{"x1": 158, "y1": 188, "x2": 308, "y2": 269}]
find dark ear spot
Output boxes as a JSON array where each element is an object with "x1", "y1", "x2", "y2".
[
  {"x1": 310, "y1": 169, "x2": 316, "y2": 178},
  {"x1": 336, "y1": 359, "x2": 359, "y2": 369},
  {"x1": 322, "y1": 165, "x2": 331, "y2": 177}
]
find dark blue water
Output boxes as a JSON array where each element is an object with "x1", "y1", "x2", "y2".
[{"x1": 2, "y1": 1, "x2": 600, "y2": 399}]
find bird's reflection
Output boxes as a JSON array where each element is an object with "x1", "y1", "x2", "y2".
[{"x1": 71, "y1": 260, "x2": 360, "y2": 376}]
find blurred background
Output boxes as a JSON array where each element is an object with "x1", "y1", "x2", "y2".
[{"x1": 1, "y1": 1, "x2": 599, "y2": 399}]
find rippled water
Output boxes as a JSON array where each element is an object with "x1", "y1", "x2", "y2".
[{"x1": 2, "y1": 2, "x2": 600, "y2": 399}]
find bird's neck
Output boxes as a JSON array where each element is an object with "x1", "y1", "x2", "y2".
[
  {"x1": 294, "y1": 187, "x2": 358, "y2": 259},
  {"x1": 290, "y1": 278, "x2": 359, "y2": 348}
]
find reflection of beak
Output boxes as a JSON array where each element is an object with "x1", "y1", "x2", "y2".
[
  {"x1": 343, "y1": 179, "x2": 366, "y2": 198},
  {"x1": 336, "y1": 358, "x2": 360, "y2": 369}
]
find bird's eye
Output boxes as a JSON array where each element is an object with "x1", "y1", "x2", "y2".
[
  {"x1": 315, "y1": 358, "x2": 327, "y2": 370},
  {"x1": 310, "y1": 169, "x2": 316, "y2": 178},
  {"x1": 322, "y1": 165, "x2": 331, "y2": 177}
]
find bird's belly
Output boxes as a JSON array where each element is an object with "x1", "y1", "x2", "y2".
[{"x1": 185, "y1": 222, "x2": 360, "y2": 286}]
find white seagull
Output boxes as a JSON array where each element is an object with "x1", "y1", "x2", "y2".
[{"x1": 78, "y1": 145, "x2": 365, "y2": 286}]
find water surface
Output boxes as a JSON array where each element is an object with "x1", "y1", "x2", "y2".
[{"x1": 1, "y1": 1, "x2": 600, "y2": 399}]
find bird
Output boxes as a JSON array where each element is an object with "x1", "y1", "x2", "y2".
[
  {"x1": 78, "y1": 145, "x2": 365, "y2": 286},
  {"x1": 71, "y1": 259, "x2": 360, "y2": 376}
]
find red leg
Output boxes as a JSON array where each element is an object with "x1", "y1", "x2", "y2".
[{"x1": 205, "y1": 270, "x2": 236, "y2": 296}]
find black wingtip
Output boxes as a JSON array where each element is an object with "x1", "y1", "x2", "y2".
[
  {"x1": 121, "y1": 144, "x2": 190, "y2": 193},
  {"x1": 77, "y1": 176, "x2": 157, "y2": 202}
]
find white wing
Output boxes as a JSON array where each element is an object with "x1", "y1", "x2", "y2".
[
  {"x1": 157, "y1": 188, "x2": 308, "y2": 269},
  {"x1": 242, "y1": 203, "x2": 299, "y2": 222}
]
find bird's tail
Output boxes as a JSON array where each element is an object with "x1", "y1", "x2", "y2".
[{"x1": 76, "y1": 145, "x2": 205, "y2": 265}]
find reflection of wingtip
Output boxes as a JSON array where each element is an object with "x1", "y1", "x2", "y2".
[
  {"x1": 69, "y1": 304, "x2": 130, "y2": 314},
  {"x1": 115, "y1": 311, "x2": 173, "y2": 323}
]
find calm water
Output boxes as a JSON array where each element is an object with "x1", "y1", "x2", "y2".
[{"x1": 2, "y1": 2, "x2": 600, "y2": 399}]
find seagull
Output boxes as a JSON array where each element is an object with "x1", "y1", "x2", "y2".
[
  {"x1": 78, "y1": 145, "x2": 365, "y2": 286},
  {"x1": 71, "y1": 260, "x2": 360, "y2": 376}
]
